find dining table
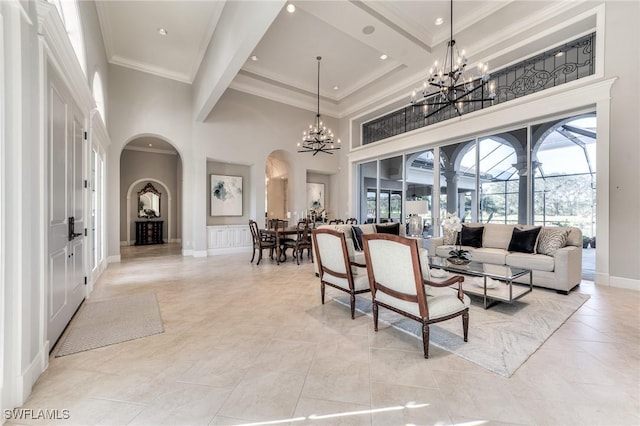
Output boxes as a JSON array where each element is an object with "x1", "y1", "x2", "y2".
[{"x1": 262, "y1": 227, "x2": 299, "y2": 265}]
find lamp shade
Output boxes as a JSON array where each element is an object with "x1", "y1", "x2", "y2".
[{"x1": 405, "y1": 200, "x2": 428, "y2": 216}]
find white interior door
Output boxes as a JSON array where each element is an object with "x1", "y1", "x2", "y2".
[{"x1": 46, "y1": 68, "x2": 85, "y2": 347}]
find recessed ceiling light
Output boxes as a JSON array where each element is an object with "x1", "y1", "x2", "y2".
[
  {"x1": 148, "y1": 143, "x2": 153, "y2": 147},
  {"x1": 333, "y1": 85, "x2": 339, "y2": 91},
  {"x1": 380, "y1": 54, "x2": 388, "y2": 60},
  {"x1": 362, "y1": 25, "x2": 375, "y2": 35},
  {"x1": 286, "y1": 3, "x2": 295, "y2": 13},
  {"x1": 157, "y1": 28, "x2": 168, "y2": 36},
  {"x1": 250, "y1": 55, "x2": 259, "y2": 61},
  {"x1": 434, "y1": 18, "x2": 443, "y2": 26},
  {"x1": 555, "y1": 51, "x2": 564, "y2": 57}
]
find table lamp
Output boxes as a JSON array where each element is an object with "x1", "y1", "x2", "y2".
[{"x1": 405, "y1": 200, "x2": 428, "y2": 237}]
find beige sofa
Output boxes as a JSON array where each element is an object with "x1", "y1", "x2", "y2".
[{"x1": 426, "y1": 223, "x2": 582, "y2": 294}]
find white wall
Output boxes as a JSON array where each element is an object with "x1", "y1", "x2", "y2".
[
  {"x1": 602, "y1": 0, "x2": 640, "y2": 285},
  {"x1": 191, "y1": 89, "x2": 342, "y2": 255},
  {"x1": 107, "y1": 64, "x2": 193, "y2": 257}
]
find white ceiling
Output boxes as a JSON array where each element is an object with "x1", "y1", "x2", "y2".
[{"x1": 95, "y1": 0, "x2": 594, "y2": 119}]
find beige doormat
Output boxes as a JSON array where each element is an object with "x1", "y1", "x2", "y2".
[
  {"x1": 55, "y1": 293, "x2": 164, "y2": 357},
  {"x1": 335, "y1": 288, "x2": 589, "y2": 377}
]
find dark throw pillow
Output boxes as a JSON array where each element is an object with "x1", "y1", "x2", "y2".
[
  {"x1": 508, "y1": 227, "x2": 542, "y2": 253},
  {"x1": 460, "y1": 225, "x2": 484, "y2": 248},
  {"x1": 375, "y1": 222, "x2": 400, "y2": 235},
  {"x1": 351, "y1": 226, "x2": 364, "y2": 251}
]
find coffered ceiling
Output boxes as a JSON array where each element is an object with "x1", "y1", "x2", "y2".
[{"x1": 95, "y1": 0, "x2": 595, "y2": 119}]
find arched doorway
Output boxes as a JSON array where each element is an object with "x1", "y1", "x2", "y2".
[
  {"x1": 265, "y1": 151, "x2": 290, "y2": 225},
  {"x1": 120, "y1": 136, "x2": 183, "y2": 256}
]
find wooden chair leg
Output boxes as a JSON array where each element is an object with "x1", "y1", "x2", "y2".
[
  {"x1": 462, "y1": 311, "x2": 469, "y2": 342},
  {"x1": 251, "y1": 247, "x2": 256, "y2": 263},
  {"x1": 350, "y1": 293, "x2": 356, "y2": 319},
  {"x1": 321, "y1": 281, "x2": 325, "y2": 304},
  {"x1": 422, "y1": 323, "x2": 430, "y2": 358},
  {"x1": 256, "y1": 248, "x2": 262, "y2": 265},
  {"x1": 373, "y1": 302, "x2": 379, "y2": 331}
]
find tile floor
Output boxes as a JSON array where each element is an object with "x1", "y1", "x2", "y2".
[{"x1": 10, "y1": 244, "x2": 640, "y2": 426}]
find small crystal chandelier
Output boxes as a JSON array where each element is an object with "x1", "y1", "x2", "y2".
[
  {"x1": 297, "y1": 56, "x2": 340, "y2": 155},
  {"x1": 410, "y1": 0, "x2": 496, "y2": 119}
]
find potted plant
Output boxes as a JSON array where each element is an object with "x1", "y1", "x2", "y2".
[
  {"x1": 582, "y1": 236, "x2": 590, "y2": 248},
  {"x1": 442, "y1": 212, "x2": 471, "y2": 264}
]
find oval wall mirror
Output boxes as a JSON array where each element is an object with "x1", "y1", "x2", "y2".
[{"x1": 138, "y1": 182, "x2": 161, "y2": 218}]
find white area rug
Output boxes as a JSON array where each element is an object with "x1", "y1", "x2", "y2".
[
  {"x1": 55, "y1": 293, "x2": 164, "y2": 357},
  {"x1": 335, "y1": 289, "x2": 589, "y2": 377}
]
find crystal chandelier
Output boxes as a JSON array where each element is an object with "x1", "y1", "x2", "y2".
[
  {"x1": 410, "y1": 0, "x2": 496, "y2": 119},
  {"x1": 297, "y1": 56, "x2": 341, "y2": 155}
]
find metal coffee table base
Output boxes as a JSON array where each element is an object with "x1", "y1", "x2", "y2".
[{"x1": 428, "y1": 257, "x2": 533, "y2": 309}]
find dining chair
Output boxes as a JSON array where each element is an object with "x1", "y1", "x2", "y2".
[
  {"x1": 362, "y1": 233, "x2": 470, "y2": 358},
  {"x1": 345, "y1": 218, "x2": 358, "y2": 225},
  {"x1": 249, "y1": 220, "x2": 276, "y2": 265},
  {"x1": 274, "y1": 218, "x2": 295, "y2": 262},
  {"x1": 328, "y1": 219, "x2": 345, "y2": 225},
  {"x1": 294, "y1": 219, "x2": 313, "y2": 265},
  {"x1": 312, "y1": 228, "x2": 370, "y2": 319}
]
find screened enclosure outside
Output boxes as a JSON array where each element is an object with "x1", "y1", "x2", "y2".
[
  {"x1": 356, "y1": 114, "x2": 596, "y2": 238},
  {"x1": 532, "y1": 116, "x2": 596, "y2": 241}
]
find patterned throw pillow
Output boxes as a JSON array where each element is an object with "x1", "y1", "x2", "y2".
[
  {"x1": 537, "y1": 228, "x2": 570, "y2": 256},
  {"x1": 351, "y1": 226, "x2": 364, "y2": 251},
  {"x1": 443, "y1": 228, "x2": 458, "y2": 245}
]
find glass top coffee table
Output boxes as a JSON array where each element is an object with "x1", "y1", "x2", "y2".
[{"x1": 428, "y1": 256, "x2": 533, "y2": 309}]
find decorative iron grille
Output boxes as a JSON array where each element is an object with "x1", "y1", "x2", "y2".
[{"x1": 362, "y1": 33, "x2": 595, "y2": 145}]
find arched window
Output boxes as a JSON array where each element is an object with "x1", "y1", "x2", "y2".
[
  {"x1": 92, "y1": 71, "x2": 105, "y2": 124},
  {"x1": 50, "y1": 0, "x2": 86, "y2": 75}
]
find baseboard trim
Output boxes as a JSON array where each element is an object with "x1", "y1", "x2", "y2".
[
  {"x1": 607, "y1": 275, "x2": 639, "y2": 291},
  {"x1": 107, "y1": 255, "x2": 121, "y2": 263},
  {"x1": 19, "y1": 343, "x2": 48, "y2": 404},
  {"x1": 192, "y1": 250, "x2": 207, "y2": 258},
  {"x1": 182, "y1": 249, "x2": 193, "y2": 257},
  {"x1": 207, "y1": 247, "x2": 252, "y2": 256}
]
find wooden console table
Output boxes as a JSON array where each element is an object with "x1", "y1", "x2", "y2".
[{"x1": 135, "y1": 221, "x2": 164, "y2": 245}]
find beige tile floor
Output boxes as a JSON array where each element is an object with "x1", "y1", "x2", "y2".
[{"x1": 10, "y1": 243, "x2": 640, "y2": 426}]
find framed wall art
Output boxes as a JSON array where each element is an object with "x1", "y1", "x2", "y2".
[
  {"x1": 306, "y1": 182, "x2": 325, "y2": 215},
  {"x1": 210, "y1": 174, "x2": 243, "y2": 216}
]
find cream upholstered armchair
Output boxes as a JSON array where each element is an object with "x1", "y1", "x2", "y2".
[
  {"x1": 312, "y1": 228, "x2": 370, "y2": 319},
  {"x1": 362, "y1": 234, "x2": 470, "y2": 358}
]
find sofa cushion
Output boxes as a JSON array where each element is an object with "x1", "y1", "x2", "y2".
[
  {"x1": 376, "y1": 223, "x2": 400, "y2": 235},
  {"x1": 470, "y1": 247, "x2": 507, "y2": 265},
  {"x1": 508, "y1": 227, "x2": 542, "y2": 253},
  {"x1": 351, "y1": 226, "x2": 364, "y2": 251},
  {"x1": 460, "y1": 225, "x2": 484, "y2": 248},
  {"x1": 506, "y1": 252, "x2": 555, "y2": 272},
  {"x1": 435, "y1": 245, "x2": 474, "y2": 258},
  {"x1": 482, "y1": 223, "x2": 516, "y2": 249},
  {"x1": 537, "y1": 227, "x2": 569, "y2": 256}
]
